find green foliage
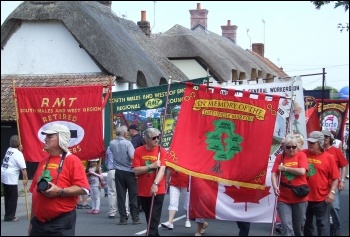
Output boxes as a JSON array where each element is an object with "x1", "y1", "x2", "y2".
[
  {"x1": 313, "y1": 85, "x2": 338, "y2": 93},
  {"x1": 311, "y1": 1, "x2": 349, "y2": 32}
]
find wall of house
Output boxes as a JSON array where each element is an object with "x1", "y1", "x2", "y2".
[
  {"x1": 170, "y1": 59, "x2": 208, "y2": 80},
  {"x1": 1, "y1": 21, "x2": 101, "y2": 74}
]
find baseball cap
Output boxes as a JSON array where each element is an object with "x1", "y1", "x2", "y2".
[
  {"x1": 307, "y1": 131, "x2": 324, "y2": 149},
  {"x1": 41, "y1": 124, "x2": 71, "y2": 152},
  {"x1": 321, "y1": 130, "x2": 334, "y2": 139},
  {"x1": 128, "y1": 124, "x2": 139, "y2": 131}
]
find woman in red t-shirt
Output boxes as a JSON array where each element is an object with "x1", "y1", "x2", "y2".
[{"x1": 161, "y1": 168, "x2": 191, "y2": 230}]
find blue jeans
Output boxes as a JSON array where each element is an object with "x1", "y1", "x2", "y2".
[
  {"x1": 304, "y1": 201, "x2": 330, "y2": 236},
  {"x1": 330, "y1": 189, "x2": 341, "y2": 232}
]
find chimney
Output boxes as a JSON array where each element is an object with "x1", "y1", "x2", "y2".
[
  {"x1": 252, "y1": 43, "x2": 265, "y2": 58},
  {"x1": 137, "y1": 11, "x2": 151, "y2": 37},
  {"x1": 97, "y1": 1, "x2": 112, "y2": 8},
  {"x1": 221, "y1": 20, "x2": 238, "y2": 43},
  {"x1": 189, "y1": 3, "x2": 208, "y2": 30}
]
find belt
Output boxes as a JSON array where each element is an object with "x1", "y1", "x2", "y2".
[{"x1": 108, "y1": 169, "x2": 115, "y2": 171}]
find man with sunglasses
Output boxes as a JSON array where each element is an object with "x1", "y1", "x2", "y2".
[
  {"x1": 133, "y1": 128, "x2": 167, "y2": 236},
  {"x1": 322, "y1": 130, "x2": 348, "y2": 236},
  {"x1": 301, "y1": 131, "x2": 339, "y2": 236}
]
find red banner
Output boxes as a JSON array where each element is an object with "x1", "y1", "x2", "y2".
[
  {"x1": 16, "y1": 85, "x2": 105, "y2": 162},
  {"x1": 166, "y1": 83, "x2": 280, "y2": 189},
  {"x1": 317, "y1": 99, "x2": 349, "y2": 141},
  {"x1": 304, "y1": 96, "x2": 321, "y2": 135}
]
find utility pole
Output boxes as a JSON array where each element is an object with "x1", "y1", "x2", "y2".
[{"x1": 321, "y1": 67, "x2": 326, "y2": 129}]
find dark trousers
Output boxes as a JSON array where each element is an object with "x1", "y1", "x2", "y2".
[
  {"x1": 2, "y1": 183, "x2": 18, "y2": 221},
  {"x1": 139, "y1": 194, "x2": 165, "y2": 236},
  {"x1": 236, "y1": 221, "x2": 250, "y2": 236},
  {"x1": 304, "y1": 201, "x2": 331, "y2": 236},
  {"x1": 30, "y1": 210, "x2": 76, "y2": 236},
  {"x1": 115, "y1": 169, "x2": 139, "y2": 221}
]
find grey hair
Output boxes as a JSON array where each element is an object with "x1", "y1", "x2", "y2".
[
  {"x1": 10, "y1": 135, "x2": 20, "y2": 148},
  {"x1": 144, "y1": 127, "x2": 161, "y2": 139},
  {"x1": 284, "y1": 134, "x2": 298, "y2": 147},
  {"x1": 116, "y1": 125, "x2": 128, "y2": 136},
  {"x1": 294, "y1": 134, "x2": 304, "y2": 149}
]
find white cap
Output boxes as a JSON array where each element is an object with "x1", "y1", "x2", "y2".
[{"x1": 41, "y1": 124, "x2": 70, "y2": 152}]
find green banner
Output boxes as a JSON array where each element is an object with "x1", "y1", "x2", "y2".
[{"x1": 104, "y1": 77, "x2": 209, "y2": 148}]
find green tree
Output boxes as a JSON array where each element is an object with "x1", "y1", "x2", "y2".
[
  {"x1": 311, "y1": 1, "x2": 349, "y2": 32},
  {"x1": 314, "y1": 85, "x2": 338, "y2": 93}
]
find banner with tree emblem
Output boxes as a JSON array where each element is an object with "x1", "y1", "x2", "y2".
[{"x1": 166, "y1": 83, "x2": 280, "y2": 189}]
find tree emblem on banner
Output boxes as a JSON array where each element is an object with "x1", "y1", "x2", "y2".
[{"x1": 206, "y1": 119, "x2": 242, "y2": 173}]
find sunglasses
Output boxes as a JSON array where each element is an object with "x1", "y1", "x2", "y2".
[
  {"x1": 286, "y1": 146, "x2": 297, "y2": 150},
  {"x1": 151, "y1": 136, "x2": 160, "y2": 141}
]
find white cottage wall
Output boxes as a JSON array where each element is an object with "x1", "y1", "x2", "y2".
[{"x1": 1, "y1": 21, "x2": 101, "y2": 74}]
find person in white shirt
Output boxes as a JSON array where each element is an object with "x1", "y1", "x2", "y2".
[
  {"x1": 1, "y1": 135, "x2": 28, "y2": 222},
  {"x1": 331, "y1": 131, "x2": 343, "y2": 152}
]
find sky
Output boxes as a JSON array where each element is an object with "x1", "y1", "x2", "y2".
[{"x1": 1, "y1": 1, "x2": 349, "y2": 92}]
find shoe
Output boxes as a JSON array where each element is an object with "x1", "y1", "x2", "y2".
[
  {"x1": 346, "y1": 175, "x2": 349, "y2": 179},
  {"x1": 275, "y1": 223, "x2": 281, "y2": 234},
  {"x1": 132, "y1": 219, "x2": 143, "y2": 225},
  {"x1": 195, "y1": 233, "x2": 201, "y2": 236},
  {"x1": 185, "y1": 219, "x2": 191, "y2": 228},
  {"x1": 92, "y1": 210, "x2": 100, "y2": 214},
  {"x1": 76, "y1": 204, "x2": 83, "y2": 209},
  {"x1": 117, "y1": 220, "x2": 127, "y2": 225},
  {"x1": 161, "y1": 221, "x2": 174, "y2": 230},
  {"x1": 105, "y1": 193, "x2": 108, "y2": 197},
  {"x1": 200, "y1": 222, "x2": 208, "y2": 234},
  {"x1": 81, "y1": 204, "x2": 92, "y2": 209},
  {"x1": 4, "y1": 217, "x2": 19, "y2": 222},
  {"x1": 108, "y1": 216, "x2": 115, "y2": 219}
]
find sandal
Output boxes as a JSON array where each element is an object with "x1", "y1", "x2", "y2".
[
  {"x1": 200, "y1": 222, "x2": 208, "y2": 234},
  {"x1": 92, "y1": 210, "x2": 100, "y2": 214}
]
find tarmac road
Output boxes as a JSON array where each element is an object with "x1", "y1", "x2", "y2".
[{"x1": 1, "y1": 179, "x2": 349, "y2": 236}]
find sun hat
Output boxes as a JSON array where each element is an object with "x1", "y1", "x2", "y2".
[{"x1": 41, "y1": 124, "x2": 70, "y2": 152}]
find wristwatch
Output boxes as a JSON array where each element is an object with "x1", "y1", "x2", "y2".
[
  {"x1": 341, "y1": 179, "x2": 345, "y2": 183},
  {"x1": 330, "y1": 190, "x2": 336, "y2": 194},
  {"x1": 153, "y1": 182, "x2": 159, "y2": 186},
  {"x1": 60, "y1": 188, "x2": 65, "y2": 197}
]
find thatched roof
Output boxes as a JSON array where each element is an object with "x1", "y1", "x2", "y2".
[
  {"x1": 1, "y1": 74, "x2": 114, "y2": 122},
  {"x1": 152, "y1": 25, "x2": 285, "y2": 82},
  {"x1": 1, "y1": 1, "x2": 188, "y2": 86}
]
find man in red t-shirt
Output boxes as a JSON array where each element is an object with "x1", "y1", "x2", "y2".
[
  {"x1": 133, "y1": 128, "x2": 167, "y2": 236},
  {"x1": 322, "y1": 130, "x2": 348, "y2": 236},
  {"x1": 302, "y1": 131, "x2": 339, "y2": 236},
  {"x1": 28, "y1": 123, "x2": 90, "y2": 236}
]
